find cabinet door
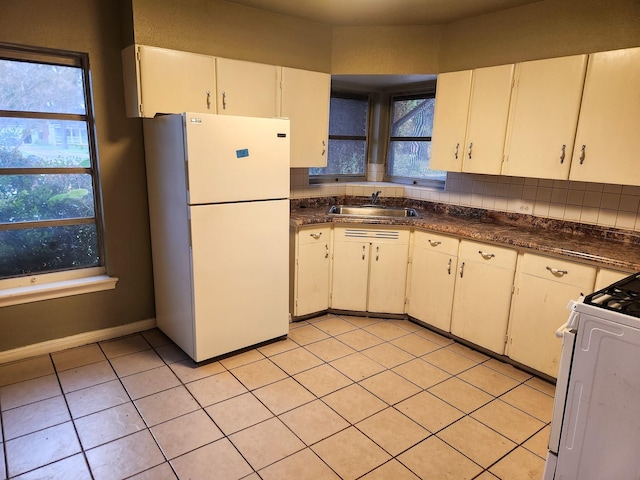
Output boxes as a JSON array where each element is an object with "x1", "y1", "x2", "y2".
[
  {"x1": 295, "y1": 227, "x2": 331, "y2": 316},
  {"x1": 368, "y1": 242, "x2": 409, "y2": 314},
  {"x1": 280, "y1": 67, "x2": 330, "y2": 168},
  {"x1": 215, "y1": 58, "x2": 278, "y2": 117},
  {"x1": 408, "y1": 232, "x2": 459, "y2": 331},
  {"x1": 430, "y1": 70, "x2": 472, "y2": 172},
  {"x1": 462, "y1": 64, "x2": 514, "y2": 175},
  {"x1": 569, "y1": 47, "x2": 640, "y2": 185},
  {"x1": 331, "y1": 240, "x2": 369, "y2": 311},
  {"x1": 508, "y1": 254, "x2": 596, "y2": 377},
  {"x1": 451, "y1": 241, "x2": 517, "y2": 354},
  {"x1": 503, "y1": 55, "x2": 587, "y2": 179},
  {"x1": 594, "y1": 268, "x2": 631, "y2": 291},
  {"x1": 122, "y1": 45, "x2": 215, "y2": 118}
]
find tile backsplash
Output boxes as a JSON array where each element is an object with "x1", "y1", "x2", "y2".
[{"x1": 291, "y1": 169, "x2": 640, "y2": 232}]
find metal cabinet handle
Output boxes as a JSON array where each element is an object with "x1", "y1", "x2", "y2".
[
  {"x1": 322, "y1": 140, "x2": 326, "y2": 156},
  {"x1": 325, "y1": 244, "x2": 329, "y2": 259},
  {"x1": 547, "y1": 266, "x2": 568, "y2": 276},
  {"x1": 478, "y1": 250, "x2": 495, "y2": 259},
  {"x1": 579, "y1": 144, "x2": 586, "y2": 164},
  {"x1": 447, "y1": 258, "x2": 452, "y2": 275},
  {"x1": 362, "y1": 245, "x2": 366, "y2": 260},
  {"x1": 309, "y1": 232, "x2": 322, "y2": 239},
  {"x1": 560, "y1": 144, "x2": 566, "y2": 164},
  {"x1": 468, "y1": 142, "x2": 473, "y2": 160},
  {"x1": 376, "y1": 246, "x2": 380, "y2": 261},
  {"x1": 428, "y1": 240, "x2": 442, "y2": 247},
  {"x1": 206, "y1": 90, "x2": 211, "y2": 110},
  {"x1": 459, "y1": 262, "x2": 465, "y2": 278},
  {"x1": 454, "y1": 143, "x2": 459, "y2": 160},
  {"x1": 222, "y1": 91, "x2": 227, "y2": 110}
]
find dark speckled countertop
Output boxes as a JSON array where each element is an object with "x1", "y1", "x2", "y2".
[{"x1": 290, "y1": 196, "x2": 640, "y2": 272}]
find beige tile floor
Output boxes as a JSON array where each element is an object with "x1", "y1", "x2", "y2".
[{"x1": 0, "y1": 314, "x2": 555, "y2": 479}]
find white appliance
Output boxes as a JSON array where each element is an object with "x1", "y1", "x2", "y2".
[
  {"x1": 143, "y1": 113, "x2": 290, "y2": 362},
  {"x1": 544, "y1": 272, "x2": 640, "y2": 479}
]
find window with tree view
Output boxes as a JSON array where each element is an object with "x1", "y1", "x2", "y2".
[
  {"x1": 387, "y1": 94, "x2": 446, "y2": 185},
  {"x1": 0, "y1": 46, "x2": 103, "y2": 279},
  {"x1": 309, "y1": 93, "x2": 368, "y2": 179}
]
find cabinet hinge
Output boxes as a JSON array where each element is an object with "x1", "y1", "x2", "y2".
[
  {"x1": 511, "y1": 284, "x2": 515, "y2": 294},
  {"x1": 139, "y1": 104, "x2": 143, "y2": 116},
  {"x1": 505, "y1": 335, "x2": 509, "y2": 344},
  {"x1": 136, "y1": 49, "x2": 141, "y2": 61}
]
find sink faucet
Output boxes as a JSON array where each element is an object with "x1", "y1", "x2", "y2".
[{"x1": 370, "y1": 190, "x2": 382, "y2": 205}]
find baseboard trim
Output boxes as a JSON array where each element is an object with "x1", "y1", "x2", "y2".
[{"x1": 0, "y1": 318, "x2": 157, "y2": 364}]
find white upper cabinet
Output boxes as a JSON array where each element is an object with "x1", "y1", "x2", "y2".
[
  {"x1": 430, "y1": 70, "x2": 472, "y2": 172},
  {"x1": 215, "y1": 58, "x2": 278, "y2": 118},
  {"x1": 503, "y1": 55, "x2": 588, "y2": 179},
  {"x1": 462, "y1": 64, "x2": 515, "y2": 175},
  {"x1": 279, "y1": 67, "x2": 330, "y2": 168},
  {"x1": 569, "y1": 47, "x2": 640, "y2": 186},
  {"x1": 122, "y1": 44, "x2": 215, "y2": 118},
  {"x1": 431, "y1": 65, "x2": 514, "y2": 175}
]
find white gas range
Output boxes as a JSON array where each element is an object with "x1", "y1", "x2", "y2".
[{"x1": 544, "y1": 272, "x2": 640, "y2": 479}]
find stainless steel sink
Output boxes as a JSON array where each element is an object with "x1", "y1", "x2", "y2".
[{"x1": 327, "y1": 205, "x2": 420, "y2": 218}]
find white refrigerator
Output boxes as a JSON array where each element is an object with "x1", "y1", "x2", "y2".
[{"x1": 143, "y1": 113, "x2": 290, "y2": 362}]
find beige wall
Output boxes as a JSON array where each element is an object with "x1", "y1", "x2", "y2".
[
  {"x1": 131, "y1": 0, "x2": 333, "y2": 72},
  {"x1": 439, "y1": 0, "x2": 640, "y2": 71},
  {"x1": 0, "y1": 0, "x2": 154, "y2": 351},
  {"x1": 331, "y1": 26, "x2": 442, "y2": 74}
]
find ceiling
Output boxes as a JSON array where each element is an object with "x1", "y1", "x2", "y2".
[{"x1": 224, "y1": 0, "x2": 542, "y2": 26}]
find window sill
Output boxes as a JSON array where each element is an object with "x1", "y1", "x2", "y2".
[{"x1": 0, "y1": 270, "x2": 118, "y2": 307}]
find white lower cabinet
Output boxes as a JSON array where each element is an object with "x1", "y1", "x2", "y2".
[
  {"x1": 407, "y1": 231, "x2": 459, "y2": 331},
  {"x1": 594, "y1": 267, "x2": 632, "y2": 291},
  {"x1": 331, "y1": 227, "x2": 410, "y2": 314},
  {"x1": 507, "y1": 253, "x2": 596, "y2": 377},
  {"x1": 291, "y1": 225, "x2": 331, "y2": 317},
  {"x1": 450, "y1": 240, "x2": 517, "y2": 354}
]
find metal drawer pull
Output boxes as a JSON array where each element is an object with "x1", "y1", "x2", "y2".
[
  {"x1": 579, "y1": 144, "x2": 586, "y2": 164},
  {"x1": 428, "y1": 240, "x2": 442, "y2": 246},
  {"x1": 459, "y1": 262, "x2": 465, "y2": 278},
  {"x1": 206, "y1": 90, "x2": 211, "y2": 110},
  {"x1": 454, "y1": 143, "x2": 459, "y2": 160},
  {"x1": 325, "y1": 245, "x2": 329, "y2": 258},
  {"x1": 376, "y1": 246, "x2": 380, "y2": 261},
  {"x1": 468, "y1": 142, "x2": 473, "y2": 160},
  {"x1": 478, "y1": 251, "x2": 495, "y2": 259},
  {"x1": 547, "y1": 266, "x2": 568, "y2": 276},
  {"x1": 447, "y1": 258, "x2": 452, "y2": 275},
  {"x1": 560, "y1": 144, "x2": 566, "y2": 164},
  {"x1": 309, "y1": 232, "x2": 322, "y2": 239},
  {"x1": 362, "y1": 245, "x2": 366, "y2": 260},
  {"x1": 222, "y1": 91, "x2": 227, "y2": 110}
]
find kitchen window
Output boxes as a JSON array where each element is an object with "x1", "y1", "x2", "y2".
[
  {"x1": 0, "y1": 44, "x2": 112, "y2": 304},
  {"x1": 309, "y1": 92, "x2": 369, "y2": 181},
  {"x1": 386, "y1": 93, "x2": 446, "y2": 187}
]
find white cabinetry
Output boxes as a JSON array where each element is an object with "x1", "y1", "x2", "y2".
[
  {"x1": 569, "y1": 47, "x2": 640, "y2": 186},
  {"x1": 407, "y1": 231, "x2": 459, "y2": 331},
  {"x1": 291, "y1": 225, "x2": 331, "y2": 317},
  {"x1": 331, "y1": 227, "x2": 410, "y2": 314},
  {"x1": 122, "y1": 44, "x2": 215, "y2": 118},
  {"x1": 215, "y1": 58, "x2": 278, "y2": 117},
  {"x1": 594, "y1": 267, "x2": 632, "y2": 291},
  {"x1": 450, "y1": 240, "x2": 517, "y2": 354},
  {"x1": 463, "y1": 64, "x2": 515, "y2": 174},
  {"x1": 431, "y1": 65, "x2": 514, "y2": 174},
  {"x1": 503, "y1": 55, "x2": 588, "y2": 179},
  {"x1": 430, "y1": 70, "x2": 472, "y2": 172},
  {"x1": 279, "y1": 67, "x2": 330, "y2": 167},
  {"x1": 508, "y1": 253, "x2": 596, "y2": 377}
]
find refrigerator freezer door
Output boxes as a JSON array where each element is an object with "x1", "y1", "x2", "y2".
[
  {"x1": 184, "y1": 113, "x2": 290, "y2": 204},
  {"x1": 189, "y1": 199, "x2": 289, "y2": 361}
]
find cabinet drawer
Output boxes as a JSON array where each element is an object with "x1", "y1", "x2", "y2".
[
  {"x1": 298, "y1": 226, "x2": 331, "y2": 246},
  {"x1": 459, "y1": 240, "x2": 517, "y2": 269},
  {"x1": 520, "y1": 253, "x2": 596, "y2": 289},
  {"x1": 414, "y1": 230, "x2": 459, "y2": 256},
  {"x1": 334, "y1": 227, "x2": 410, "y2": 245}
]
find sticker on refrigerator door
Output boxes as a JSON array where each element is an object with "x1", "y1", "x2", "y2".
[
  {"x1": 236, "y1": 148, "x2": 249, "y2": 158},
  {"x1": 189, "y1": 117, "x2": 202, "y2": 124}
]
